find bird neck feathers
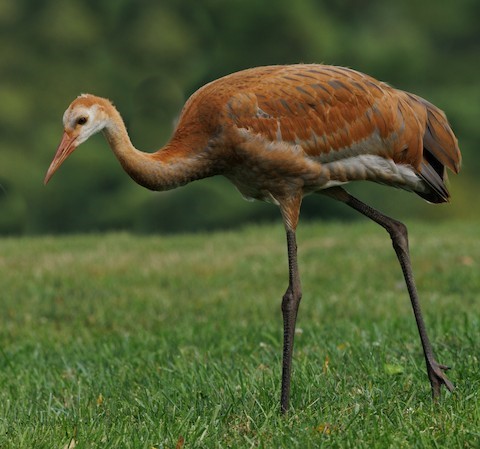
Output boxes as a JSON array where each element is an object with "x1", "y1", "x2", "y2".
[{"x1": 102, "y1": 117, "x2": 216, "y2": 191}]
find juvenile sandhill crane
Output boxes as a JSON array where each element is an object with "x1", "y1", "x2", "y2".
[{"x1": 45, "y1": 64, "x2": 461, "y2": 413}]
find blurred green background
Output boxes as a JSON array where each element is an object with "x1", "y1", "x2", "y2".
[{"x1": 1, "y1": 0, "x2": 479, "y2": 234}]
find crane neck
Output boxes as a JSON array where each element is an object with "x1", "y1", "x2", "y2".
[{"x1": 102, "y1": 110, "x2": 217, "y2": 191}]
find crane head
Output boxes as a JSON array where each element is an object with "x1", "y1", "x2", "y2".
[{"x1": 44, "y1": 94, "x2": 111, "y2": 185}]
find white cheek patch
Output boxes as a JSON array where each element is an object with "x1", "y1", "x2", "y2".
[
  {"x1": 63, "y1": 104, "x2": 107, "y2": 144},
  {"x1": 76, "y1": 118, "x2": 108, "y2": 144}
]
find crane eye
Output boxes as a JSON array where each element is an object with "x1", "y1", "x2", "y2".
[{"x1": 77, "y1": 117, "x2": 88, "y2": 126}]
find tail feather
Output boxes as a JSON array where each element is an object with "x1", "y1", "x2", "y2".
[
  {"x1": 420, "y1": 97, "x2": 461, "y2": 174},
  {"x1": 406, "y1": 93, "x2": 461, "y2": 203}
]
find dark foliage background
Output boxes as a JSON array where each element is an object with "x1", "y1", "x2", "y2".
[{"x1": 1, "y1": 0, "x2": 479, "y2": 234}]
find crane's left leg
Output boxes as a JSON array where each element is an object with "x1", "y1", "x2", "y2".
[{"x1": 322, "y1": 187, "x2": 454, "y2": 400}]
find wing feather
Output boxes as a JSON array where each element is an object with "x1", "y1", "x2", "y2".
[
  {"x1": 222, "y1": 66, "x2": 460, "y2": 178},
  {"x1": 224, "y1": 65, "x2": 398, "y2": 161}
]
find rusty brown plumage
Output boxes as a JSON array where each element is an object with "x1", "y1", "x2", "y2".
[
  {"x1": 145, "y1": 64, "x2": 460, "y2": 209},
  {"x1": 45, "y1": 64, "x2": 461, "y2": 413}
]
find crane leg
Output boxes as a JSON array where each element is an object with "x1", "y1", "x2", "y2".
[
  {"x1": 322, "y1": 187, "x2": 454, "y2": 400},
  {"x1": 280, "y1": 229, "x2": 302, "y2": 413}
]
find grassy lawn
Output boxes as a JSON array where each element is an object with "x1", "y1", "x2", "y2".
[{"x1": 0, "y1": 221, "x2": 479, "y2": 448}]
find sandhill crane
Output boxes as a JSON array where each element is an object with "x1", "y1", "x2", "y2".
[{"x1": 45, "y1": 64, "x2": 461, "y2": 413}]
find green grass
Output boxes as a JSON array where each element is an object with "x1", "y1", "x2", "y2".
[{"x1": 0, "y1": 221, "x2": 479, "y2": 448}]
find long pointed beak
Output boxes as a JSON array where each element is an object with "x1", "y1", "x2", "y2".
[{"x1": 44, "y1": 131, "x2": 78, "y2": 185}]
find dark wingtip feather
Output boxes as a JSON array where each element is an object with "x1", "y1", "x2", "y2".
[{"x1": 416, "y1": 159, "x2": 450, "y2": 204}]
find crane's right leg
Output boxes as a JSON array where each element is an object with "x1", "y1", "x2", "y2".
[
  {"x1": 279, "y1": 195, "x2": 303, "y2": 414},
  {"x1": 322, "y1": 187, "x2": 454, "y2": 400},
  {"x1": 280, "y1": 228, "x2": 302, "y2": 413}
]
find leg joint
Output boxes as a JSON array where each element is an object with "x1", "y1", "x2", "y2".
[
  {"x1": 385, "y1": 219, "x2": 408, "y2": 250},
  {"x1": 281, "y1": 287, "x2": 302, "y2": 313}
]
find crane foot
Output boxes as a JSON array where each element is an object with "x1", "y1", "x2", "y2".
[{"x1": 427, "y1": 359, "x2": 455, "y2": 401}]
